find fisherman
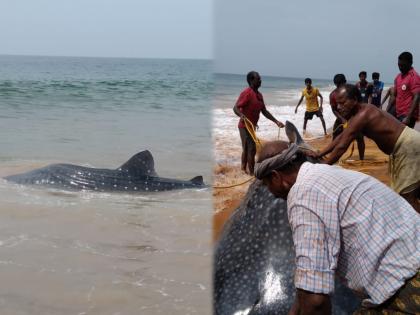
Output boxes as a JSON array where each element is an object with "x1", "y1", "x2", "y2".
[
  {"x1": 355, "y1": 71, "x2": 372, "y2": 103},
  {"x1": 312, "y1": 84, "x2": 420, "y2": 212},
  {"x1": 370, "y1": 72, "x2": 384, "y2": 107},
  {"x1": 255, "y1": 140, "x2": 420, "y2": 315},
  {"x1": 394, "y1": 51, "x2": 420, "y2": 128},
  {"x1": 295, "y1": 78, "x2": 327, "y2": 136},
  {"x1": 329, "y1": 74, "x2": 365, "y2": 160},
  {"x1": 233, "y1": 71, "x2": 284, "y2": 175}
]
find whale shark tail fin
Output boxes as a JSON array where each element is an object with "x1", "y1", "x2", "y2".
[
  {"x1": 118, "y1": 150, "x2": 158, "y2": 177},
  {"x1": 190, "y1": 176, "x2": 204, "y2": 186}
]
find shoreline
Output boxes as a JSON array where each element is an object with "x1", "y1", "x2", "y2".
[{"x1": 213, "y1": 136, "x2": 390, "y2": 241}]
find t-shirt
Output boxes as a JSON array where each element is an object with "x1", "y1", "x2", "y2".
[
  {"x1": 371, "y1": 81, "x2": 384, "y2": 107},
  {"x1": 394, "y1": 67, "x2": 420, "y2": 118},
  {"x1": 302, "y1": 87, "x2": 320, "y2": 112},
  {"x1": 236, "y1": 87, "x2": 266, "y2": 128},
  {"x1": 356, "y1": 81, "x2": 372, "y2": 103}
]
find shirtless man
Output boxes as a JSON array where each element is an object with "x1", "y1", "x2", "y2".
[
  {"x1": 312, "y1": 84, "x2": 420, "y2": 212},
  {"x1": 330, "y1": 74, "x2": 365, "y2": 160}
]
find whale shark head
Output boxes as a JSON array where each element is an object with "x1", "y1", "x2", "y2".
[{"x1": 117, "y1": 150, "x2": 158, "y2": 177}]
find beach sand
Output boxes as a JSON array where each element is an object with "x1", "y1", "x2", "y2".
[{"x1": 213, "y1": 136, "x2": 390, "y2": 241}]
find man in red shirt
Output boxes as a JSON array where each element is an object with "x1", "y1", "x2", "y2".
[
  {"x1": 233, "y1": 71, "x2": 284, "y2": 174},
  {"x1": 394, "y1": 51, "x2": 420, "y2": 128}
]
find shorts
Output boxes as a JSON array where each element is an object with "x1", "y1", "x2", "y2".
[
  {"x1": 305, "y1": 110, "x2": 323, "y2": 120},
  {"x1": 389, "y1": 126, "x2": 420, "y2": 194}
]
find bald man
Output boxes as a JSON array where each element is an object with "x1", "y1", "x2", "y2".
[{"x1": 313, "y1": 84, "x2": 420, "y2": 213}]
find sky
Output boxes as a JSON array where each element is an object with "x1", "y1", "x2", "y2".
[
  {"x1": 0, "y1": 0, "x2": 212, "y2": 60},
  {"x1": 214, "y1": 0, "x2": 420, "y2": 82}
]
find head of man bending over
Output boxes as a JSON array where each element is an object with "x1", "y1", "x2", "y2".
[{"x1": 255, "y1": 141, "x2": 313, "y2": 199}]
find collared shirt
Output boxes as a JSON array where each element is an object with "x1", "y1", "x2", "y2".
[
  {"x1": 287, "y1": 162, "x2": 420, "y2": 306},
  {"x1": 394, "y1": 67, "x2": 420, "y2": 118},
  {"x1": 236, "y1": 87, "x2": 266, "y2": 128},
  {"x1": 302, "y1": 87, "x2": 320, "y2": 112}
]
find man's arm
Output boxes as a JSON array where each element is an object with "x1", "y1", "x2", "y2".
[
  {"x1": 233, "y1": 104, "x2": 244, "y2": 119},
  {"x1": 321, "y1": 114, "x2": 365, "y2": 164},
  {"x1": 403, "y1": 92, "x2": 420, "y2": 125},
  {"x1": 287, "y1": 187, "x2": 339, "y2": 315},
  {"x1": 295, "y1": 95, "x2": 304, "y2": 113},
  {"x1": 261, "y1": 107, "x2": 284, "y2": 127},
  {"x1": 289, "y1": 290, "x2": 331, "y2": 315},
  {"x1": 381, "y1": 88, "x2": 390, "y2": 106}
]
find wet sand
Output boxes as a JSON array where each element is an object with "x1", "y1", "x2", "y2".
[{"x1": 213, "y1": 136, "x2": 390, "y2": 241}]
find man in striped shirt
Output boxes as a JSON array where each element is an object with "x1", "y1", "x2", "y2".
[{"x1": 254, "y1": 141, "x2": 419, "y2": 315}]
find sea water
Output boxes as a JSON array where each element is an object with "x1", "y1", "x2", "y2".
[{"x1": 0, "y1": 55, "x2": 212, "y2": 314}]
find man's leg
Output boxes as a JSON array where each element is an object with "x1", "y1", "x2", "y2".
[
  {"x1": 247, "y1": 137, "x2": 257, "y2": 175},
  {"x1": 356, "y1": 133, "x2": 365, "y2": 160},
  {"x1": 318, "y1": 112, "x2": 327, "y2": 135},
  {"x1": 303, "y1": 118, "x2": 308, "y2": 134},
  {"x1": 239, "y1": 128, "x2": 248, "y2": 173}
]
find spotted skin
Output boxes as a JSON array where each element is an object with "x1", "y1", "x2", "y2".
[
  {"x1": 4, "y1": 150, "x2": 204, "y2": 192},
  {"x1": 213, "y1": 122, "x2": 360, "y2": 314}
]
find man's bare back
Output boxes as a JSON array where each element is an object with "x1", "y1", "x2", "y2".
[{"x1": 316, "y1": 87, "x2": 405, "y2": 164}]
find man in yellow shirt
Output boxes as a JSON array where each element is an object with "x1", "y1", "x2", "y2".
[{"x1": 295, "y1": 78, "x2": 327, "y2": 135}]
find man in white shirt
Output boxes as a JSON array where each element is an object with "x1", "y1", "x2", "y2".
[{"x1": 254, "y1": 140, "x2": 420, "y2": 315}]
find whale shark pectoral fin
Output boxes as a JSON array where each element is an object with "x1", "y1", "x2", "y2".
[
  {"x1": 189, "y1": 176, "x2": 204, "y2": 185},
  {"x1": 117, "y1": 150, "x2": 158, "y2": 177}
]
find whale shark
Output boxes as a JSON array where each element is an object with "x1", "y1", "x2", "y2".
[
  {"x1": 4, "y1": 150, "x2": 205, "y2": 192},
  {"x1": 214, "y1": 121, "x2": 360, "y2": 314}
]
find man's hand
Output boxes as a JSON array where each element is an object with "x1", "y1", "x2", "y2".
[
  {"x1": 304, "y1": 149, "x2": 320, "y2": 159},
  {"x1": 276, "y1": 121, "x2": 285, "y2": 128}
]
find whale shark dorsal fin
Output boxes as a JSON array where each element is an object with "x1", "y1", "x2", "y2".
[
  {"x1": 117, "y1": 150, "x2": 158, "y2": 177},
  {"x1": 190, "y1": 176, "x2": 204, "y2": 185},
  {"x1": 285, "y1": 120, "x2": 304, "y2": 145},
  {"x1": 285, "y1": 120, "x2": 315, "y2": 151}
]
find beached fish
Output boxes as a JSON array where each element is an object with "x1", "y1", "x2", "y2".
[
  {"x1": 213, "y1": 121, "x2": 360, "y2": 314},
  {"x1": 4, "y1": 150, "x2": 205, "y2": 192}
]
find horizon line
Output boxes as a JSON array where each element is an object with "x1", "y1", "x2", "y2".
[{"x1": 0, "y1": 53, "x2": 212, "y2": 62}]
